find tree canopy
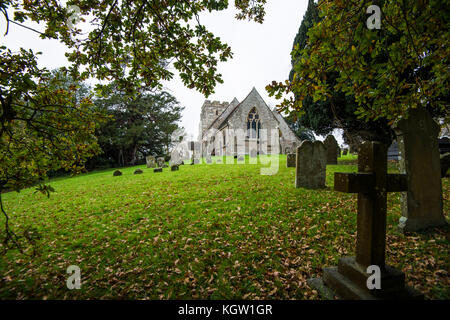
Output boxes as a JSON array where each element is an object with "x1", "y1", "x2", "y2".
[
  {"x1": 92, "y1": 90, "x2": 183, "y2": 168},
  {"x1": 2, "y1": 0, "x2": 267, "y2": 97},
  {"x1": 286, "y1": 0, "x2": 395, "y2": 145},
  {"x1": 268, "y1": 0, "x2": 449, "y2": 130}
]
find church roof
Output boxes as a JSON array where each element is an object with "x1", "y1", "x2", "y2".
[
  {"x1": 201, "y1": 87, "x2": 301, "y2": 144},
  {"x1": 217, "y1": 87, "x2": 264, "y2": 129}
]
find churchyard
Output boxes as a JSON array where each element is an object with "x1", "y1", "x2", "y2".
[{"x1": 0, "y1": 154, "x2": 448, "y2": 299}]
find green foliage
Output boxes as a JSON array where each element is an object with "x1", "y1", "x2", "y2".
[
  {"x1": 0, "y1": 49, "x2": 106, "y2": 246},
  {"x1": 282, "y1": 113, "x2": 316, "y2": 141},
  {"x1": 289, "y1": 0, "x2": 319, "y2": 83},
  {"x1": 285, "y1": 0, "x2": 395, "y2": 144},
  {"x1": 92, "y1": 89, "x2": 184, "y2": 168},
  {"x1": 0, "y1": 156, "x2": 448, "y2": 298},
  {"x1": 0, "y1": 49, "x2": 105, "y2": 194},
  {"x1": 268, "y1": 0, "x2": 450, "y2": 128},
  {"x1": 3, "y1": 0, "x2": 267, "y2": 97}
]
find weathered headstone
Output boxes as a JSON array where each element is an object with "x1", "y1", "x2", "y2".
[
  {"x1": 308, "y1": 141, "x2": 423, "y2": 300},
  {"x1": 146, "y1": 156, "x2": 156, "y2": 168},
  {"x1": 250, "y1": 149, "x2": 258, "y2": 158},
  {"x1": 134, "y1": 169, "x2": 143, "y2": 175},
  {"x1": 237, "y1": 155, "x2": 245, "y2": 162},
  {"x1": 156, "y1": 157, "x2": 165, "y2": 168},
  {"x1": 440, "y1": 153, "x2": 450, "y2": 177},
  {"x1": 171, "y1": 165, "x2": 179, "y2": 171},
  {"x1": 216, "y1": 159, "x2": 222, "y2": 163},
  {"x1": 342, "y1": 148, "x2": 348, "y2": 156},
  {"x1": 154, "y1": 168, "x2": 163, "y2": 173},
  {"x1": 170, "y1": 150, "x2": 184, "y2": 166},
  {"x1": 113, "y1": 170, "x2": 122, "y2": 176},
  {"x1": 295, "y1": 141, "x2": 326, "y2": 189},
  {"x1": 206, "y1": 158, "x2": 212, "y2": 164},
  {"x1": 324, "y1": 135, "x2": 339, "y2": 165},
  {"x1": 286, "y1": 153, "x2": 296, "y2": 168},
  {"x1": 394, "y1": 108, "x2": 446, "y2": 232},
  {"x1": 193, "y1": 158, "x2": 200, "y2": 164}
]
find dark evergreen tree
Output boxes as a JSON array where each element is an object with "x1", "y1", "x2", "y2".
[
  {"x1": 288, "y1": 0, "x2": 394, "y2": 146},
  {"x1": 91, "y1": 90, "x2": 183, "y2": 168}
]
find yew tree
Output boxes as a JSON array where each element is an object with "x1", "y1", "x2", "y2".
[
  {"x1": 287, "y1": 0, "x2": 394, "y2": 146},
  {"x1": 268, "y1": 0, "x2": 449, "y2": 131}
]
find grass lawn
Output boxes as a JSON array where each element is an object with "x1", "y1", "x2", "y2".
[{"x1": 0, "y1": 154, "x2": 448, "y2": 299}]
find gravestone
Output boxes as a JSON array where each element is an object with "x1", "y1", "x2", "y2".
[
  {"x1": 154, "y1": 168, "x2": 162, "y2": 173},
  {"x1": 113, "y1": 170, "x2": 122, "y2": 176},
  {"x1": 206, "y1": 158, "x2": 212, "y2": 164},
  {"x1": 438, "y1": 137, "x2": 450, "y2": 154},
  {"x1": 308, "y1": 141, "x2": 423, "y2": 300},
  {"x1": 193, "y1": 158, "x2": 200, "y2": 164},
  {"x1": 295, "y1": 141, "x2": 326, "y2": 189},
  {"x1": 216, "y1": 159, "x2": 222, "y2": 163},
  {"x1": 324, "y1": 135, "x2": 339, "y2": 164},
  {"x1": 156, "y1": 157, "x2": 165, "y2": 168},
  {"x1": 134, "y1": 169, "x2": 143, "y2": 175},
  {"x1": 286, "y1": 153, "x2": 296, "y2": 168},
  {"x1": 387, "y1": 141, "x2": 399, "y2": 161},
  {"x1": 250, "y1": 149, "x2": 258, "y2": 158},
  {"x1": 170, "y1": 150, "x2": 184, "y2": 166},
  {"x1": 171, "y1": 165, "x2": 179, "y2": 171},
  {"x1": 342, "y1": 149, "x2": 348, "y2": 156},
  {"x1": 394, "y1": 108, "x2": 446, "y2": 232},
  {"x1": 441, "y1": 153, "x2": 450, "y2": 177},
  {"x1": 146, "y1": 156, "x2": 156, "y2": 168},
  {"x1": 237, "y1": 155, "x2": 245, "y2": 162}
]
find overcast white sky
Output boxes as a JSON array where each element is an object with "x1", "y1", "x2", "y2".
[{"x1": 0, "y1": 1, "x2": 344, "y2": 145}]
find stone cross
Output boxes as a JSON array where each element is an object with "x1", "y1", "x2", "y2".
[
  {"x1": 334, "y1": 141, "x2": 407, "y2": 267},
  {"x1": 309, "y1": 141, "x2": 423, "y2": 299}
]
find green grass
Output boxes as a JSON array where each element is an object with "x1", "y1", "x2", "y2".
[{"x1": 0, "y1": 154, "x2": 448, "y2": 299}]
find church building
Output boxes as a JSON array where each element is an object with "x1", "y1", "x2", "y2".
[{"x1": 198, "y1": 87, "x2": 301, "y2": 156}]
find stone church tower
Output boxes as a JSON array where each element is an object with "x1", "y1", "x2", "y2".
[
  {"x1": 198, "y1": 100, "x2": 229, "y2": 141},
  {"x1": 198, "y1": 88, "x2": 301, "y2": 156}
]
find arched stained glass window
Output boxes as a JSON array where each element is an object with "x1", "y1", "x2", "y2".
[{"x1": 247, "y1": 108, "x2": 261, "y2": 139}]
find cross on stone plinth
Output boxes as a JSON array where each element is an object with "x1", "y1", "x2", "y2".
[{"x1": 308, "y1": 141, "x2": 423, "y2": 300}]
